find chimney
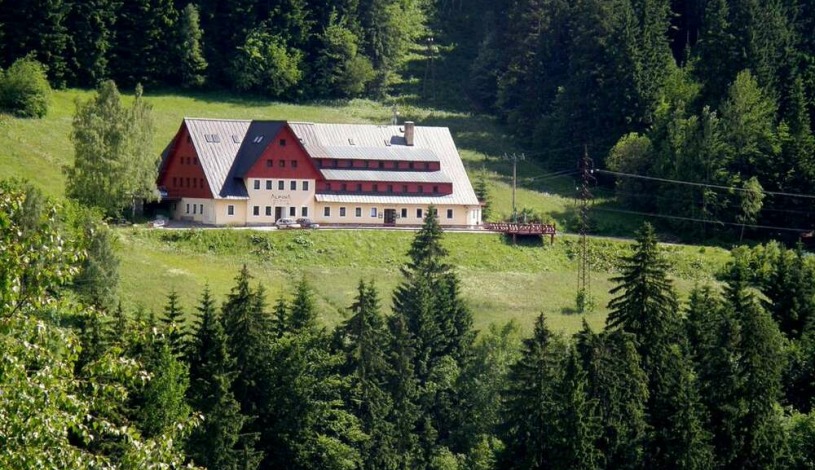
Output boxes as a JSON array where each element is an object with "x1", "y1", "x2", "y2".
[{"x1": 404, "y1": 121, "x2": 415, "y2": 146}]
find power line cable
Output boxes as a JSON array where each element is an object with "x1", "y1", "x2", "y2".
[{"x1": 594, "y1": 207, "x2": 812, "y2": 233}]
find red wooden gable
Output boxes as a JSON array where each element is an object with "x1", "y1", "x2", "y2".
[
  {"x1": 158, "y1": 124, "x2": 213, "y2": 199},
  {"x1": 245, "y1": 126, "x2": 322, "y2": 181}
]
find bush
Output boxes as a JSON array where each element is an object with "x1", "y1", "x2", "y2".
[{"x1": 0, "y1": 57, "x2": 51, "y2": 118}]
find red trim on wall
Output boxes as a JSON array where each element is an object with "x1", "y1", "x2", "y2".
[
  {"x1": 158, "y1": 124, "x2": 214, "y2": 199},
  {"x1": 245, "y1": 126, "x2": 322, "y2": 181}
]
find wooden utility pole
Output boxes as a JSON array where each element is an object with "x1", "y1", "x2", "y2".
[
  {"x1": 577, "y1": 146, "x2": 595, "y2": 310},
  {"x1": 503, "y1": 152, "x2": 525, "y2": 222}
]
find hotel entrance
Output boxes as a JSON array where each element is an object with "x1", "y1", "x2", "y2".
[{"x1": 383, "y1": 209, "x2": 397, "y2": 226}]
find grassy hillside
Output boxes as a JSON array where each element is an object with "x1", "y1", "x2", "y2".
[
  {"x1": 2, "y1": 88, "x2": 711, "y2": 334},
  {"x1": 118, "y1": 227, "x2": 730, "y2": 334}
]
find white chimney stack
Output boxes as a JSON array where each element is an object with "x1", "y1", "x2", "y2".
[{"x1": 404, "y1": 121, "x2": 415, "y2": 146}]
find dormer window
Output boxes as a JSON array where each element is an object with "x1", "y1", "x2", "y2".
[
  {"x1": 279, "y1": 139, "x2": 286, "y2": 146},
  {"x1": 232, "y1": 135, "x2": 241, "y2": 144},
  {"x1": 348, "y1": 138, "x2": 355, "y2": 145},
  {"x1": 204, "y1": 134, "x2": 220, "y2": 143}
]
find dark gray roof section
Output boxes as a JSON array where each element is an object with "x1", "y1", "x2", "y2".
[
  {"x1": 316, "y1": 146, "x2": 440, "y2": 162},
  {"x1": 230, "y1": 121, "x2": 287, "y2": 178},
  {"x1": 320, "y1": 169, "x2": 452, "y2": 184},
  {"x1": 184, "y1": 118, "x2": 252, "y2": 199}
]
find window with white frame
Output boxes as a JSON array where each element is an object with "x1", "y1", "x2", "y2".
[
  {"x1": 289, "y1": 207, "x2": 296, "y2": 216},
  {"x1": 253, "y1": 206, "x2": 259, "y2": 216},
  {"x1": 401, "y1": 208, "x2": 407, "y2": 218},
  {"x1": 266, "y1": 180, "x2": 272, "y2": 190},
  {"x1": 340, "y1": 207, "x2": 346, "y2": 217},
  {"x1": 324, "y1": 207, "x2": 331, "y2": 217},
  {"x1": 301, "y1": 207, "x2": 308, "y2": 217},
  {"x1": 355, "y1": 207, "x2": 362, "y2": 217},
  {"x1": 185, "y1": 203, "x2": 190, "y2": 214},
  {"x1": 303, "y1": 181, "x2": 309, "y2": 191},
  {"x1": 417, "y1": 208, "x2": 423, "y2": 218},
  {"x1": 278, "y1": 180, "x2": 284, "y2": 190},
  {"x1": 370, "y1": 207, "x2": 378, "y2": 218},
  {"x1": 253, "y1": 180, "x2": 260, "y2": 190},
  {"x1": 199, "y1": 204, "x2": 203, "y2": 215},
  {"x1": 290, "y1": 180, "x2": 296, "y2": 190},
  {"x1": 447, "y1": 209, "x2": 453, "y2": 219},
  {"x1": 227, "y1": 205, "x2": 235, "y2": 216},
  {"x1": 266, "y1": 206, "x2": 272, "y2": 216}
]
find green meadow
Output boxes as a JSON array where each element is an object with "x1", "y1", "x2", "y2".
[{"x1": 2, "y1": 89, "x2": 729, "y2": 334}]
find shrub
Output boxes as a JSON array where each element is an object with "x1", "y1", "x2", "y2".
[{"x1": 0, "y1": 57, "x2": 51, "y2": 118}]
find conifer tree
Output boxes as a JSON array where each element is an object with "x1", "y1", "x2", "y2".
[
  {"x1": 177, "y1": 3, "x2": 207, "y2": 88},
  {"x1": 606, "y1": 222, "x2": 679, "y2": 364},
  {"x1": 500, "y1": 314, "x2": 565, "y2": 469},
  {"x1": 289, "y1": 277, "x2": 318, "y2": 333},
  {"x1": 272, "y1": 295, "x2": 289, "y2": 339},
  {"x1": 386, "y1": 311, "x2": 421, "y2": 468},
  {"x1": 160, "y1": 288, "x2": 186, "y2": 355},
  {"x1": 576, "y1": 325, "x2": 649, "y2": 468},
  {"x1": 138, "y1": 343, "x2": 191, "y2": 438},
  {"x1": 336, "y1": 280, "x2": 398, "y2": 469},
  {"x1": 187, "y1": 286, "x2": 261, "y2": 469}
]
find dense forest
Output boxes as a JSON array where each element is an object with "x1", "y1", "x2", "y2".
[{"x1": 3, "y1": 180, "x2": 815, "y2": 468}]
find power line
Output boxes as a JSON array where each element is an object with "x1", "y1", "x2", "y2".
[
  {"x1": 597, "y1": 169, "x2": 815, "y2": 201},
  {"x1": 594, "y1": 207, "x2": 812, "y2": 233},
  {"x1": 503, "y1": 152, "x2": 526, "y2": 221}
]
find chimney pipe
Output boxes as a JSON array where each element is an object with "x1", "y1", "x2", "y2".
[{"x1": 404, "y1": 121, "x2": 415, "y2": 146}]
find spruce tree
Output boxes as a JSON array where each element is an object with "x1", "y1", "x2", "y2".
[
  {"x1": 606, "y1": 222, "x2": 680, "y2": 364},
  {"x1": 386, "y1": 311, "x2": 421, "y2": 469},
  {"x1": 336, "y1": 280, "x2": 398, "y2": 469},
  {"x1": 187, "y1": 286, "x2": 261, "y2": 469},
  {"x1": 177, "y1": 3, "x2": 207, "y2": 88},
  {"x1": 160, "y1": 288, "x2": 186, "y2": 355},
  {"x1": 289, "y1": 277, "x2": 318, "y2": 333},
  {"x1": 499, "y1": 314, "x2": 565, "y2": 469},
  {"x1": 576, "y1": 325, "x2": 649, "y2": 468}
]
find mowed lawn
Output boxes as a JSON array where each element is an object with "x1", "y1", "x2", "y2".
[{"x1": 118, "y1": 227, "x2": 730, "y2": 335}]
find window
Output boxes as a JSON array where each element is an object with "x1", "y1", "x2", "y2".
[
  {"x1": 378, "y1": 161, "x2": 384, "y2": 169},
  {"x1": 417, "y1": 208, "x2": 423, "y2": 218},
  {"x1": 447, "y1": 209, "x2": 453, "y2": 219},
  {"x1": 324, "y1": 207, "x2": 331, "y2": 217},
  {"x1": 372, "y1": 184, "x2": 379, "y2": 192},
  {"x1": 355, "y1": 207, "x2": 362, "y2": 217},
  {"x1": 278, "y1": 180, "x2": 285, "y2": 190},
  {"x1": 291, "y1": 160, "x2": 297, "y2": 168},
  {"x1": 185, "y1": 204, "x2": 190, "y2": 214},
  {"x1": 424, "y1": 162, "x2": 430, "y2": 169},
  {"x1": 253, "y1": 206, "x2": 259, "y2": 216},
  {"x1": 370, "y1": 207, "x2": 378, "y2": 218},
  {"x1": 279, "y1": 160, "x2": 285, "y2": 167},
  {"x1": 401, "y1": 208, "x2": 408, "y2": 218},
  {"x1": 433, "y1": 186, "x2": 439, "y2": 194},
  {"x1": 290, "y1": 180, "x2": 296, "y2": 190},
  {"x1": 186, "y1": 177, "x2": 191, "y2": 187},
  {"x1": 194, "y1": 157, "x2": 198, "y2": 165},
  {"x1": 200, "y1": 204, "x2": 204, "y2": 215},
  {"x1": 409, "y1": 162, "x2": 415, "y2": 169},
  {"x1": 232, "y1": 135, "x2": 241, "y2": 144},
  {"x1": 266, "y1": 180, "x2": 272, "y2": 190},
  {"x1": 418, "y1": 186, "x2": 424, "y2": 194},
  {"x1": 356, "y1": 183, "x2": 362, "y2": 192},
  {"x1": 200, "y1": 178, "x2": 204, "y2": 188},
  {"x1": 280, "y1": 139, "x2": 287, "y2": 146},
  {"x1": 340, "y1": 207, "x2": 346, "y2": 217},
  {"x1": 332, "y1": 160, "x2": 338, "y2": 168},
  {"x1": 387, "y1": 185, "x2": 393, "y2": 193},
  {"x1": 186, "y1": 135, "x2": 192, "y2": 144},
  {"x1": 193, "y1": 205, "x2": 197, "y2": 214},
  {"x1": 266, "y1": 206, "x2": 272, "y2": 216},
  {"x1": 301, "y1": 207, "x2": 308, "y2": 217},
  {"x1": 289, "y1": 207, "x2": 296, "y2": 216},
  {"x1": 254, "y1": 180, "x2": 260, "y2": 190},
  {"x1": 302, "y1": 181, "x2": 309, "y2": 191},
  {"x1": 365, "y1": 160, "x2": 371, "y2": 168},
  {"x1": 341, "y1": 183, "x2": 347, "y2": 191},
  {"x1": 227, "y1": 205, "x2": 235, "y2": 216},
  {"x1": 402, "y1": 185, "x2": 408, "y2": 193},
  {"x1": 266, "y1": 159, "x2": 273, "y2": 167}
]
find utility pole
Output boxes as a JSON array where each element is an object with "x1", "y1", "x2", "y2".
[
  {"x1": 576, "y1": 146, "x2": 595, "y2": 312},
  {"x1": 423, "y1": 37, "x2": 435, "y2": 100},
  {"x1": 503, "y1": 152, "x2": 525, "y2": 222}
]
